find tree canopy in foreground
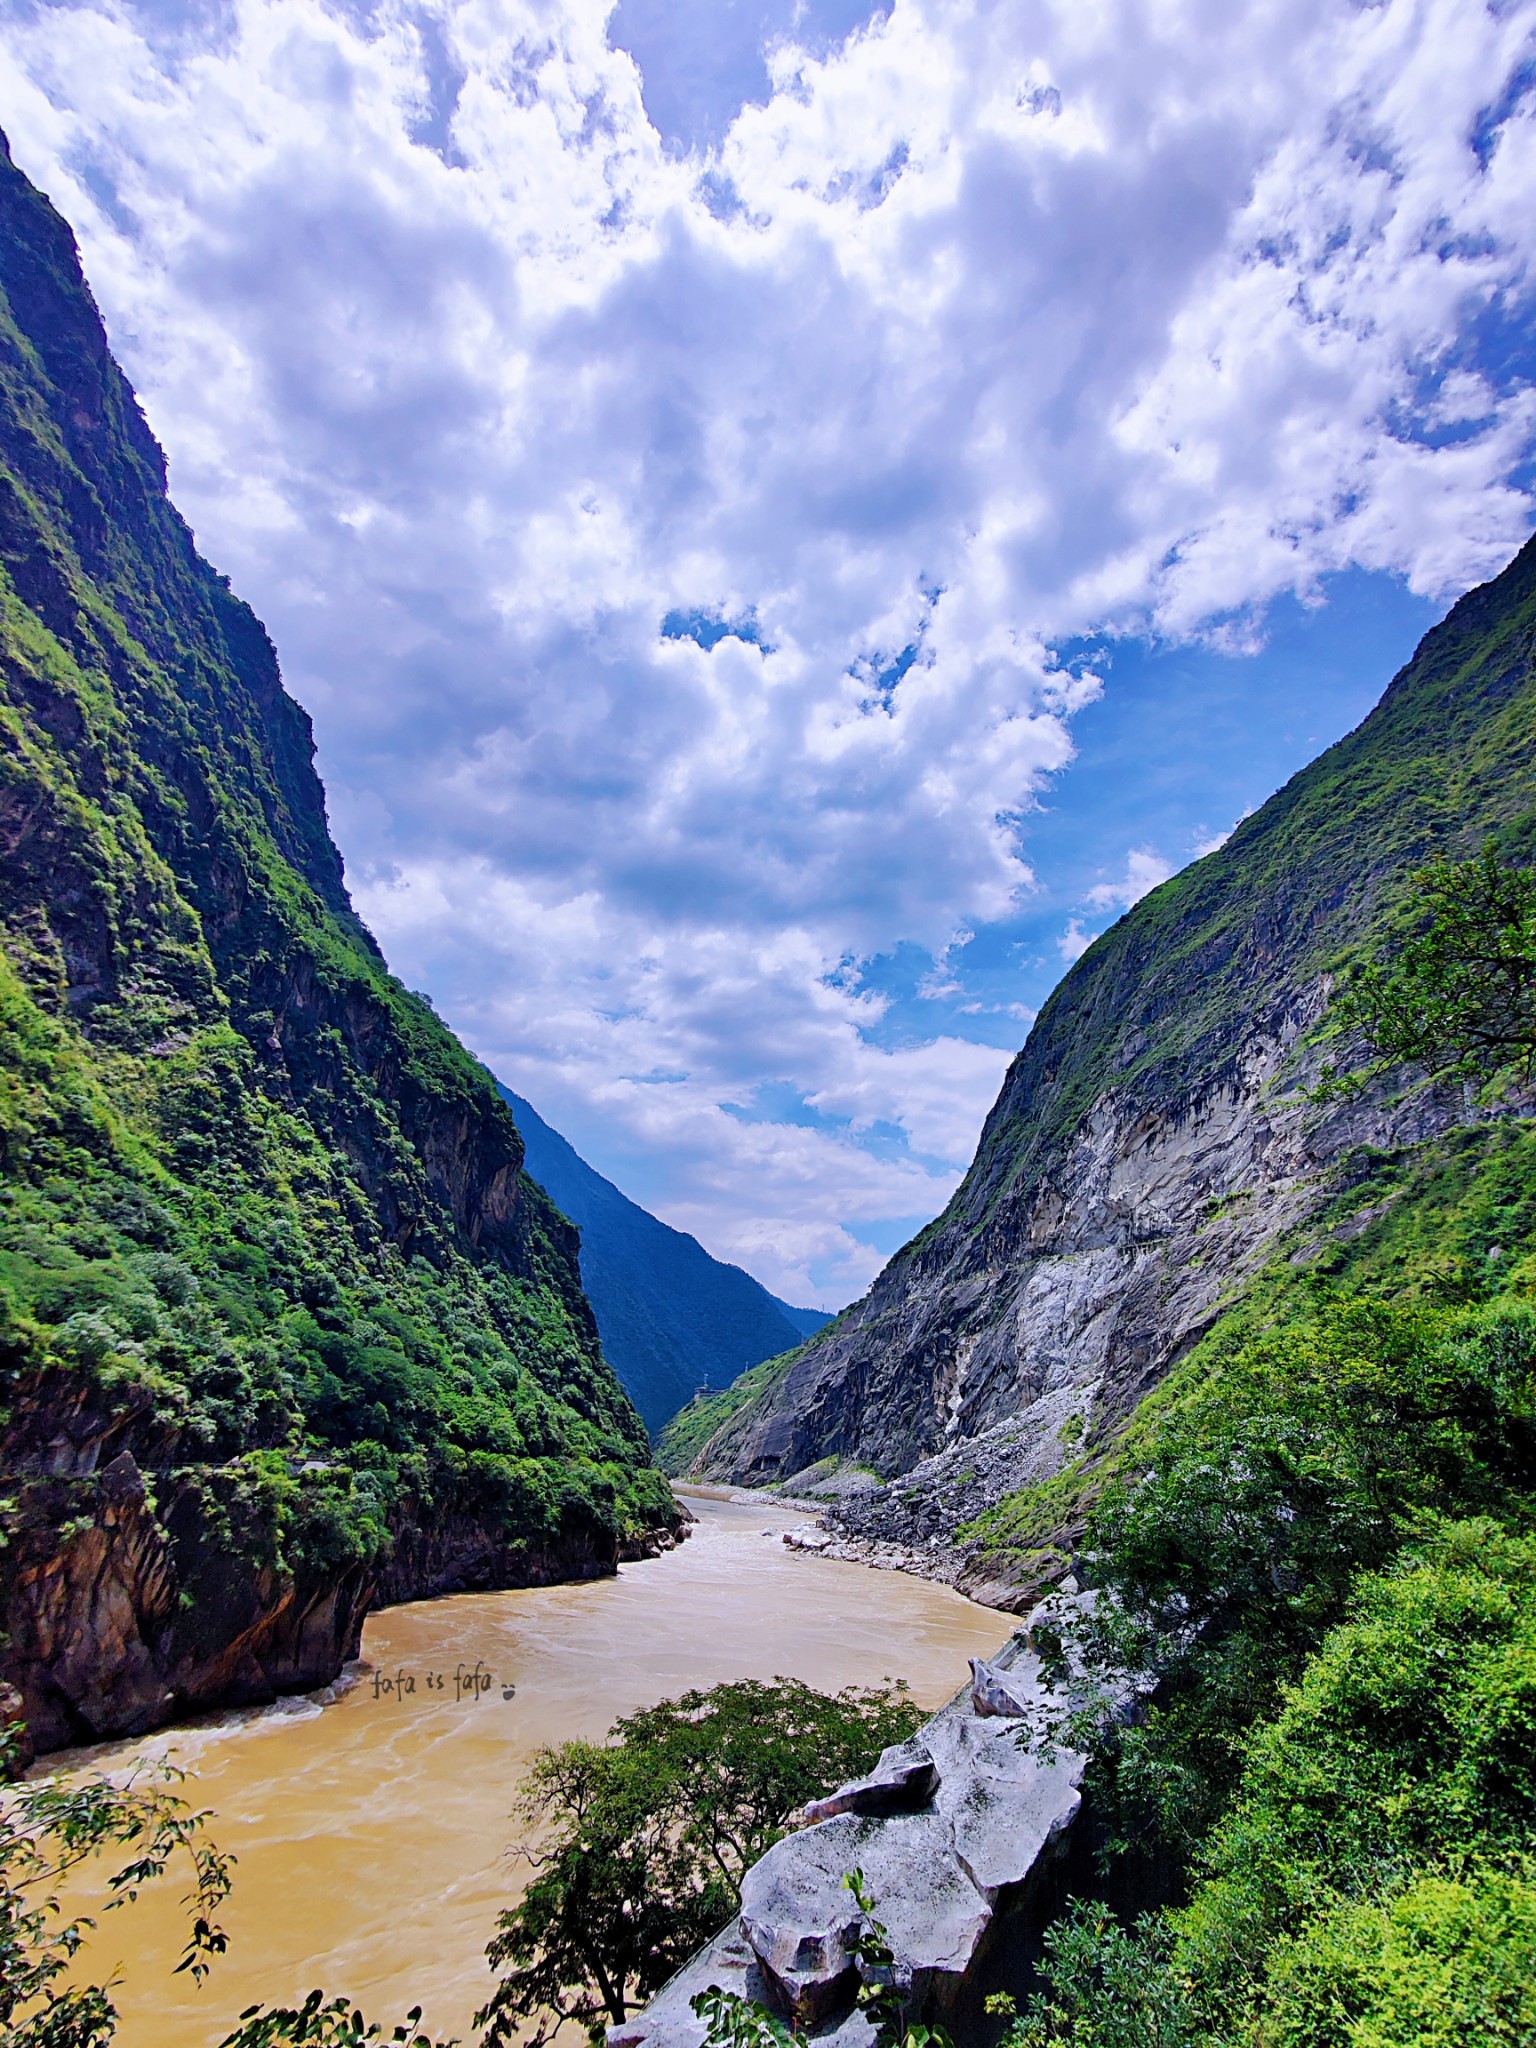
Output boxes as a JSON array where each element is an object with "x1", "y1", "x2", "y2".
[{"x1": 477, "y1": 1676, "x2": 925, "y2": 2046}]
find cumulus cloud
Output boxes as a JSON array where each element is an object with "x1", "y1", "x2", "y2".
[
  {"x1": 1057, "y1": 918, "x2": 1097, "y2": 965},
  {"x1": 1085, "y1": 847, "x2": 1175, "y2": 913},
  {"x1": 2, "y1": 0, "x2": 1535, "y2": 1298}
]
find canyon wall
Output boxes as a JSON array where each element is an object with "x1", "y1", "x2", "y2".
[
  {"x1": 0, "y1": 134, "x2": 675, "y2": 1761},
  {"x1": 669, "y1": 539, "x2": 1536, "y2": 1604}
]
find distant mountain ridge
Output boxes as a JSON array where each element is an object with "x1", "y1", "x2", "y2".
[{"x1": 498, "y1": 1087, "x2": 827, "y2": 1433}]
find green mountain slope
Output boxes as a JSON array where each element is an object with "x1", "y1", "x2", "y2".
[
  {"x1": 669, "y1": 536, "x2": 1536, "y2": 1601},
  {"x1": 499, "y1": 1084, "x2": 826, "y2": 1433},
  {"x1": 0, "y1": 135, "x2": 673, "y2": 1759}
]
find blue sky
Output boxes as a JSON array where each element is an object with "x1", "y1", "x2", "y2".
[
  {"x1": 561, "y1": 562, "x2": 1442, "y2": 1291},
  {"x1": 1, "y1": 0, "x2": 1533, "y2": 1303},
  {"x1": 611, "y1": 1, "x2": 889, "y2": 152}
]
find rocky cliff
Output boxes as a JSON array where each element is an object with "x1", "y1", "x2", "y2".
[
  {"x1": 0, "y1": 135, "x2": 676, "y2": 1761},
  {"x1": 614, "y1": 1608, "x2": 1107, "y2": 2048},
  {"x1": 666, "y1": 539, "x2": 1536, "y2": 1603}
]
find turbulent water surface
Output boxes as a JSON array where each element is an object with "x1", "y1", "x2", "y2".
[{"x1": 51, "y1": 1492, "x2": 1010, "y2": 2046}]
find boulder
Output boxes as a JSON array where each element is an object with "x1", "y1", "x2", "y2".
[
  {"x1": 967, "y1": 1657, "x2": 1037, "y2": 1719},
  {"x1": 607, "y1": 1920, "x2": 878, "y2": 2048},
  {"x1": 802, "y1": 1744, "x2": 938, "y2": 1821},
  {"x1": 612, "y1": 1600, "x2": 1105, "y2": 2048},
  {"x1": 741, "y1": 1810, "x2": 989, "y2": 2023}
]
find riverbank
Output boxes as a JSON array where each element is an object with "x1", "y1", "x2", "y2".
[{"x1": 691, "y1": 1479, "x2": 1032, "y2": 1613}]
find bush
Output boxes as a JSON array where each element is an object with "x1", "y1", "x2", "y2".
[
  {"x1": 1021, "y1": 1523, "x2": 1536, "y2": 2048},
  {"x1": 1174, "y1": 1521, "x2": 1536, "y2": 2023},
  {"x1": 477, "y1": 1677, "x2": 926, "y2": 2046},
  {"x1": 1080, "y1": 1298, "x2": 1536, "y2": 1853},
  {"x1": 1261, "y1": 1863, "x2": 1536, "y2": 2048}
]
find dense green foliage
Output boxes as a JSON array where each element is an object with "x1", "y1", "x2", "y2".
[
  {"x1": 1078, "y1": 1298, "x2": 1535, "y2": 1853},
  {"x1": 0, "y1": 132, "x2": 669, "y2": 1641},
  {"x1": 972, "y1": 850, "x2": 1536, "y2": 2046},
  {"x1": 654, "y1": 1350, "x2": 801, "y2": 1476},
  {"x1": 1319, "y1": 844, "x2": 1536, "y2": 1093},
  {"x1": 989, "y1": 1276, "x2": 1536, "y2": 2043},
  {"x1": 0, "y1": 951, "x2": 668, "y2": 1581},
  {"x1": 1008, "y1": 1522, "x2": 1536, "y2": 2048},
  {"x1": 476, "y1": 1678, "x2": 926, "y2": 2045}
]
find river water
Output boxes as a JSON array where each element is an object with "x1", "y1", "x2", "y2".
[{"x1": 49, "y1": 1491, "x2": 1011, "y2": 2047}]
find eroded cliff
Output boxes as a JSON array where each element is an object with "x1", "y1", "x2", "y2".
[{"x1": 667, "y1": 538, "x2": 1536, "y2": 1604}]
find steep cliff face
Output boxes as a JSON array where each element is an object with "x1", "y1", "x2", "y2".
[
  {"x1": 671, "y1": 539, "x2": 1536, "y2": 1600},
  {"x1": 0, "y1": 136, "x2": 675, "y2": 1759}
]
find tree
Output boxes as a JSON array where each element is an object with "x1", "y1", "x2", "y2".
[
  {"x1": 0, "y1": 1741, "x2": 233, "y2": 2048},
  {"x1": 218, "y1": 1990, "x2": 456, "y2": 2048},
  {"x1": 476, "y1": 1678, "x2": 926, "y2": 2047},
  {"x1": 1320, "y1": 844, "x2": 1536, "y2": 1093}
]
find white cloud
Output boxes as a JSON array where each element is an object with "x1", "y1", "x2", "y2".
[
  {"x1": 1086, "y1": 847, "x2": 1175, "y2": 912},
  {"x1": 1057, "y1": 918, "x2": 1097, "y2": 965},
  {"x1": 2, "y1": 0, "x2": 1534, "y2": 1298},
  {"x1": 1192, "y1": 806, "x2": 1253, "y2": 858}
]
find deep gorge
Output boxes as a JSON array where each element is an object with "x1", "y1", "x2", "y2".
[{"x1": 4, "y1": 80, "x2": 1536, "y2": 2048}]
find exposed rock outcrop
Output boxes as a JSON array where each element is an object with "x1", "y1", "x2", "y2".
[
  {"x1": 676, "y1": 539, "x2": 1536, "y2": 1599},
  {"x1": 773, "y1": 1066, "x2": 1496, "y2": 1606},
  {"x1": 0, "y1": 1448, "x2": 652, "y2": 1755},
  {"x1": 613, "y1": 1600, "x2": 1119, "y2": 2048}
]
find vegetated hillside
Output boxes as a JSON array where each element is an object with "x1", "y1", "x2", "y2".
[
  {"x1": 672, "y1": 535, "x2": 1536, "y2": 1604},
  {"x1": 0, "y1": 136, "x2": 675, "y2": 1760},
  {"x1": 498, "y1": 1086, "x2": 826, "y2": 1433}
]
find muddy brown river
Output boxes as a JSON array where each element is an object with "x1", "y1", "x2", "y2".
[{"x1": 47, "y1": 1491, "x2": 1010, "y2": 2046}]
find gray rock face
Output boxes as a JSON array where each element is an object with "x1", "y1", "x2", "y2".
[
  {"x1": 802, "y1": 1748, "x2": 938, "y2": 1822},
  {"x1": 612, "y1": 1611, "x2": 1101, "y2": 2048},
  {"x1": 676, "y1": 545, "x2": 1536, "y2": 1600},
  {"x1": 968, "y1": 1657, "x2": 1038, "y2": 1720},
  {"x1": 697, "y1": 1022, "x2": 1496, "y2": 1602},
  {"x1": 742, "y1": 1811, "x2": 991, "y2": 2023},
  {"x1": 0, "y1": 1429, "x2": 641, "y2": 1757}
]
